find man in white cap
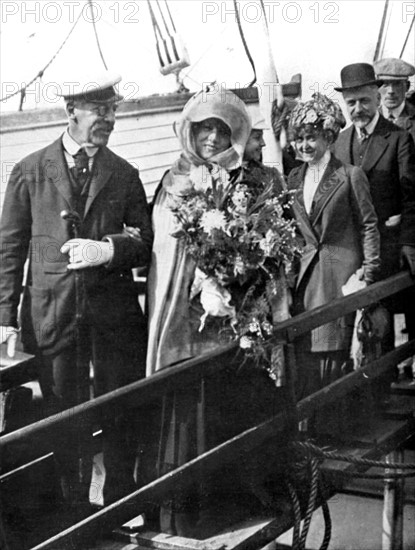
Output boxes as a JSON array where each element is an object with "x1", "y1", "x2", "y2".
[
  {"x1": 0, "y1": 71, "x2": 153, "y2": 510},
  {"x1": 243, "y1": 113, "x2": 285, "y2": 195},
  {"x1": 374, "y1": 57, "x2": 415, "y2": 143}
]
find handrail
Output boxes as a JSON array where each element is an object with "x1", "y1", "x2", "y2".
[
  {"x1": 2, "y1": 270, "x2": 414, "y2": 549},
  {"x1": 1, "y1": 271, "x2": 413, "y2": 454},
  {"x1": 29, "y1": 339, "x2": 415, "y2": 550},
  {"x1": 274, "y1": 271, "x2": 414, "y2": 341}
]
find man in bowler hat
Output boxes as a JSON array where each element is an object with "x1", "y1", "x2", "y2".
[
  {"x1": 334, "y1": 62, "x2": 415, "y2": 349},
  {"x1": 0, "y1": 71, "x2": 153, "y2": 508},
  {"x1": 374, "y1": 57, "x2": 415, "y2": 143}
]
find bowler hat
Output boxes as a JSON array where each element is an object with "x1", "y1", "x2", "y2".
[{"x1": 334, "y1": 63, "x2": 382, "y2": 92}]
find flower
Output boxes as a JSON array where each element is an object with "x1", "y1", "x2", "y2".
[
  {"x1": 170, "y1": 169, "x2": 302, "y2": 379},
  {"x1": 240, "y1": 336, "x2": 254, "y2": 349},
  {"x1": 200, "y1": 209, "x2": 227, "y2": 235}
]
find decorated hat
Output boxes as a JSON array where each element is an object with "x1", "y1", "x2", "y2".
[
  {"x1": 334, "y1": 63, "x2": 382, "y2": 91},
  {"x1": 289, "y1": 92, "x2": 346, "y2": 139},
  {"x1": 374, "y1": 58, "x2": 415, "y2": 81},
  {"x1": 57, "y1": 70, "x2": 123, "y2": 102}
]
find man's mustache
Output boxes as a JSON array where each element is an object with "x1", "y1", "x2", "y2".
[{"x1": 93, "y1": 123, "x2": 114, "y2": 132}]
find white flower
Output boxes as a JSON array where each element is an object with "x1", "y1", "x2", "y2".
[
  {"x1": 234, "y1": 255, "x2": 246, "y2": 276},
  {"x1": 200, "y1": 209, "x2": 227, "y2": 235},
  {"x1": 231, "y1": 190, "x2": 249, "y2": 215},
  {"x1": 248, "y1": 319, "x2": 261, "y2": 334},
  {"x1": 261, "y1": 321, "x2": 273, "y2": 335},
  {"x1": 240, "y1": 336, "x2": 253, "y2": 349},
  {"x1": 259, "y1": 229, "x2": 276, "y2": 256}
]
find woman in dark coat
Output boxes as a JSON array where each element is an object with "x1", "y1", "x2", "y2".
[{"x1": 287, "y1": 93, "x2": 381, "y2": 404}]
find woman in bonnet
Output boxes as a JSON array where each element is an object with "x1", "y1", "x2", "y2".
[
  {"x1": 287, "y1": 93, "x2": 380, "y2": 427},
  {"x1": 146, "y1": 87, "x2": 251, "y2": 373},
  {"x1": 145, "y1": 87, "x2": 251, "y2": 535}
]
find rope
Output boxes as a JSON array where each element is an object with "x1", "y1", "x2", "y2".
[
  {"x1": 0, "y1": 11, "x2": 83, "y2": 103},
  {"x1": 400, "y1": 14, "x2": 415, "y2": 58},
  {"x1": 286, "y1": 481, "x2": 301, "y2": 550},
  {"x1": 232, "y1": 0, "x2": 256, "y2": 86},
  {"x1": 292, "y1": 441, "x2": 415, "y2": 470},
  {"x1": 320, "y1": 498, "x2": 332, "y2": 550},
  {"x1": 299, "y1": 457, "x2": 320, "y2": 550},
  {"x1": 88, "y1": 0, "x2": 108, "y2": 70}
]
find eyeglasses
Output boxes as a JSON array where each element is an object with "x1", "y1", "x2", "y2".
[{"x1": 75, "y1": 102, "x2": 118, "y2": 117}]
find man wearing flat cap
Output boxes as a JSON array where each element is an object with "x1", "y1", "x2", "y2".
[
  {"x1": 0, "y1": 72, "x2": 153, "y2": 509},
  {"x1": 334, "y1": 62, "x2": 415, "y2": 347},
  {"x1": 374, "y1": 57, "x2": 415, "y2": 143}
]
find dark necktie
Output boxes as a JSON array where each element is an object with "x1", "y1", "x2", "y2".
[
  {"x1": 388, "y1": 110, "x2": 395, "y2": 122},
  {"x1": 71, "y1": 149, "x2": 90, "y2": 190},
  {"x1": 360, "y1": 127, "x2": 369, "y2": 142}
]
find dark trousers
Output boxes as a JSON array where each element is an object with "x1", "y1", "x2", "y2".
[{"x1": 37, "y1": 320, "x2": 145, "y2": 506}]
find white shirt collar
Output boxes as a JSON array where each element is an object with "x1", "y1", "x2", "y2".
[
  {"x1": 303, "y1": 150, "x2": 331, "y2": 215},
  {"x1": 62, "y1": 130, "x2": 99, "y2": 157},
  {"x1": 357, "y1": 111, "x2": 379, "y2": 139},
  {"x1": 381, "y1": 102, "x2": 405, "y2": 120}
]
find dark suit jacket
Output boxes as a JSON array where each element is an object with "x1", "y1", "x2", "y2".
[
  {"x1": 395, "y1": 100, "x2": 415, "y2": 144},
  {"x1": 335, "y1": 115, "x2": 415, "y2": 276},
  {"x1": 288, "y1": 156, "x2": 380, "y2": 352},
  {"x1": 0, "y1": 136, "x2": 153, "y2": 356}
]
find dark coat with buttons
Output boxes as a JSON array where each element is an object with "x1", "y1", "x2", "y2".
[
  {"x1": 288, "y1": 155, "x2": 380, "y2": 352},
  {"x1": 335, "y1": 115, "x2": 415, "y2": 278},
  {"x1": 0, "y1": 136, "x2": 153, "y2": 358},
  {"x1": 393, "y1": 100, "x2": 415, "y2": 144}
]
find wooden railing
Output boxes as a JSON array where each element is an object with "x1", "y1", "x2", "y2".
[{"x1": 1, "y1": 271, "x2": 414, "y2": 550}]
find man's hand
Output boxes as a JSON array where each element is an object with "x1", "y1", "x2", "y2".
[
  {"x1": 60, "y1": 239, "x2": 114, "y2": 270},
  {"x1": 0, "y1": 326, "x2": 19, "y2": 358},
  {"x1": 123, "y1": 226, "x2": 142, "y2": 240},
  {"x1": 400, "y1": 245, "x2": 415, "y2": 276}
]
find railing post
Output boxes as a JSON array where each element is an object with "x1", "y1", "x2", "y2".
[{"x1": 382, "y1": 449, "x2": 404, "y2": 550}]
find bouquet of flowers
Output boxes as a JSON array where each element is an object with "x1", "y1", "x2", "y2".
[{"x1": 169, "y1": 165, "x2": 302, "y2": 378}]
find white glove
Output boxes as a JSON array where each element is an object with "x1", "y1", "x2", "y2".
[
  {"x1": 0, "y1": 326, "x2": 19, "y2": 358},
  {"x1": 60, "y1": 239, "x2": 114, "y2": 270}
]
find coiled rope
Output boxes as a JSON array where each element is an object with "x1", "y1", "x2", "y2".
[{"x1": 283, "y1": 435, "x2": 415, "y2": 549}]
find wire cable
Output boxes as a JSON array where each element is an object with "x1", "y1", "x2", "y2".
[
  {"x1": 373, "y1": 0, "x2": 390, "y2": 61},
  {"x1": 400, "y1": 14, "x2": 415, "y2": 58},
  {"x1": 88, "y1": 0, "x2": 108, "y2": 70},
  {"x1": 164, "y1": 0, "x2": 177, "y2": 33},
  {"x1": 233, "y1": 0, "x2": 257, "y2": 86},
  {"x1": 0, "y1": 11, "x2": 83, "y2": 104}
]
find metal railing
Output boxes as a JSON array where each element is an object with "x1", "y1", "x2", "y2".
[{"x1": 1, "y1": 271, "x2": 414, "y2": 550}]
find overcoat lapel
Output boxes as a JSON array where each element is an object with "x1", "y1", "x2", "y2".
[
  {"x1": 84, "y1": 147, "x2": 113, "y2": 217},
  {"x1": 361, "y1": 116, "x2": 390, "y2": 173},
  {"x1": 338, "y1": 126, "x2": 354, "y2": 165},
  {"x1": 309, "y1": 156, "x2": 344, "y2": 227},
  {"x1": 290, "y1": 164, "x2": 319, "y2": 248},
  {"x1": 44, "y1": 138, "x2": 73, "y2": 208}
]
